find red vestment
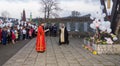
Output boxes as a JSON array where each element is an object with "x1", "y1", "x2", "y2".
[
  {"x1": 36, "y1": 26, "x2": 46, "y2": 52},
  {"x1": 0, "y1": 29, "x2": 2, "y2": 41}
]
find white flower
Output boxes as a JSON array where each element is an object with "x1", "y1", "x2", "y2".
[
  {"x1": 105, "y1": 37, "x2": 113, "y2": 44},
  {"x1": 113, "y1": 37, "x2": 118, "y2": 41}
]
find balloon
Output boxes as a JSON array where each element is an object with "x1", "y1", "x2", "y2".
[
  {"x1": 95, "y1": 19, "x2": 99, "y2": 22},
  {"x1": 21, "y1": 21, "x2": 23, "y2": 25},
  {"x1": 91, "y1": 13, "x2": 95, "y2": 18},
  {"x1": 90, "y1": 16, "x2": 94, "y2": 20},
  {"x1": 32, "y1": 25, "x2": 34, "y2": 28},
  {"x1": 17, "y1": 25, "x2": 20, "y2": 29},
  {"x1": 0, "y1": 24, "x2": 3, "y2": 28},
  {"x1": 93, "y1": 20, "x2": 101, "y2": 28},
  {"x1": 99, "y1": 26, "x2": 103, "y2": 30},
  {"x1": 28, "y1": 23, "x2": 31, "y2": 26},
  {"x1": 100, "y1": 22, "x2": 105, "y2": 27},
  {"x1": 35, "y1": 26, "x2": 37, "y2": 29},
  {"x1": 106, "y1": 21, "x2": 111, "y2": 24},
  {"x1": 107, "y1": 28, "x2": 112, "y2": 33},
  {"x1": 93, "y1": 21, "x2": 96, "y2": 24},
  {"x1": 97, "y1": 21, "x2": 101, "y2": 26},
  {"x1": 25, "y1": 24, "x2": 27, "y2": 26},
  {"x1": 18, "y1": 21, "x2": 21, "y2": 25},
  {"x1": 0, "y1": 21, "x2": 2, "y2": 25},
  {"x1": 101, "y1": 27, "x2": 106, "y2": 31},
  {"x1": 20, "y1": 27, "x2": 23, "y2": 29},
  {"x1": 7, "y1": 29, "x2": 10, "y2": 32},
  {"x1": 96, "y1": 23, "x2": 99, "y2": 28},
  {"x1": 99, "y1": 10, "x2": 103, "y2": 14},
  {"x1": 3, "y1": 24, "x2": 5, "y2": 27},
  {"x1": 99, "y1": 18, "x2": 104, "y2": 22},
  {"x1": 100, "y1": 5, "x2": 104, "y2": 10},
  {"x1": 90, "y1": 23, "x2": 96, "y2": 29},
  {"x1": 14, "y1": 30, "x2": 17, "y2": 33},
  {"x1": 105, "y1": 21, "x2": 111, "y2": 28},
  {"x1": 102, "y1": 13, "x2": 106, "y2": 17}
]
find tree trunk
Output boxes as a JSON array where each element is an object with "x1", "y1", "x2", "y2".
[
  {"x1": 47, "y1": 9, "x2": 50, "y2": 19},
  {"x1": 44, "y1": 7, "x2": 47, "y2": 19}
]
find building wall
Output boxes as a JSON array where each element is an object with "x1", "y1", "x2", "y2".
[{"x1": 45, "y1": 21, "x2": 95, "y2": 38}]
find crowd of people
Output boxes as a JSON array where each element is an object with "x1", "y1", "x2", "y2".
[
  {"x1": 0, "y1": 26, "x2": 37, "y2": 45},
  {"x1": 45, "y1": 24, "x2": 58, "y2": 37},
  {"x1": 0, "y1": 19, "x2": 37, "y2": 45}
]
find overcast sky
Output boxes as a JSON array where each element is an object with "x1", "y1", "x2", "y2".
[{"x1": 0, "y1": 0, "x2": 102, "y2": 19}]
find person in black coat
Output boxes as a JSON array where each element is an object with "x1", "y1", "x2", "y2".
[
  {"x1": 2, "y1": 27, "x2": 7, "y2": 45},
  {"x1": 59, "y1": 24, "x2": 69, "y2": 45},
  {"x1": 52, "y1": 24, "x2": 57, "y2": 37}
]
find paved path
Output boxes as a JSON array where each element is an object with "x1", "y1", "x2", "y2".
[
  {"x1": 3, "y1": 37, "x2": 120, "y2": 66},
  {"x1": 0, "y1": 39, "x2": 30, "y2": 66}
]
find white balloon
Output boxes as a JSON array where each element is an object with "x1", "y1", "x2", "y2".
[
  {"x1": 14, "y1": 30, "x2": 17, "y2": 33},
  {"x1": 0, "y1": 24, "x2": 3, "y2": 28},
  {"x1": 96, "y1": 23, "x2": 100, "y2": 28},
  {"x1": 95, "y1": 19, "x2": 99, "y2": 22},
  {"x1": 21, "y1": 21, "x2": 23, "y2": 25},
  {"x1": 17, "y1": 25, "x2": 20, "y2": 29},
  {"x1": 99, "y1": 10, "x2": 103, "y2": 14},
  {"x1": 93, "y1": 20, "x2": 101, "y2": 28},
  {"x1": 100, "y1": 18, "x2": 104, "y2": 22},
  {"x1": 101, "y1": 22, "x2": 106, "y2": 27},
  {"x1": 7, "y1": 29, "x2": 10, "y2": 32},
  {"x1": 106, "y1": 21, "x2": 110, "y2": 23},
  {"x1": 3, "y1": 24, "x2": 5, "y2": 27},
  {"x1": 28, "y1": 23, "x2": 31, "y2": 26},
  {"x1": 20, "y1": 27, "x2": 23, "y2": 29},
  {"x1": 101, "y1": 26, "x2": 106, "y2": 31},
  {"x1": 11, "y1": 23, "x2": 13, "y2": 27},
  {"x1": 91, "y1": 13, "x2": 96, "y2": 18},
  {"x1": 93, "y1": 21, "x2": 96, "y2": 24},
  {"x1": 90, "y1": 23, "x2": 96, "y2": 29},
  {"x1": 90, "y1": 16, "x2": 94, "y2": 20},
  {"x1": 98, "y1": 21, "x2": 101, "y2": 25},
  {"x1": 35, "y1": 26, "x2": 37, "y2": 29},
  {"x1": 106, "y1": 21, "x2": 111, "y2": 27},
  {"x1": 102, "y1": 13, "x2": 106, "y2": 17},
  {"x1": 100, "y1": 5, "x2": 104, "y2": 10},
  {"x1": 32, "y1": 25, "x2": 34, "y2": 28},
  {"x1": 25, "y1": 24, "x2": 27, "y2": 26},
  {"x1": 18, "y1": 21, "x2": 21, "y2": 25},
  {"x1": 107, "y1": 28, "x2": 112, "y2": 33}
]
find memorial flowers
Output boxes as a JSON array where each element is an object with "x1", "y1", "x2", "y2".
[{"x1": 89, "y1": 6, "x2": 118, "y2": 45}]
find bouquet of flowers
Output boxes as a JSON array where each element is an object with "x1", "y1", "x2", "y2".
[{"x1": 89, "y1": 6, "x2": 118, "y2": 44}]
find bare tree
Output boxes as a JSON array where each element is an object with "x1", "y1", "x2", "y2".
[
  {"x1": 40, "y1": 0, "x2": 61, "y2": 19},
  {"x1": 71, "y1": 11, "x2": 80, "y2": 17}
]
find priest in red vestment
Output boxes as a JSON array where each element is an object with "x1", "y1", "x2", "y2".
[
  {"x1": 0, "y1": 28, "x2": 2, "y2": 43},
  {"x1": 36, "y1": 23, "x2": 46, "y2": 53}
]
